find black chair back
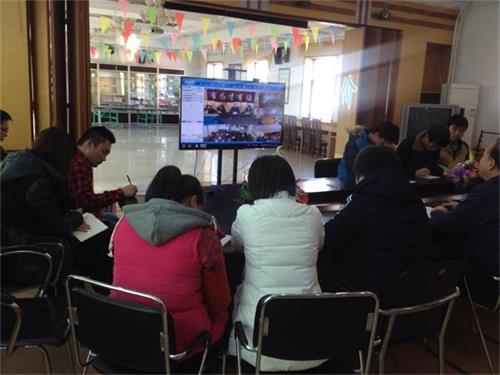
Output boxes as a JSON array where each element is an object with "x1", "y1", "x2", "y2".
[
  {"x1": 314, "y1": 158, "x2": 342, "y2": 178},
  {"x1": 1, "y1": 247, "x2": 53, "y2": 296},
  {"x1": 252, "y1": 293, "x2": 379, "y2": 362},
  {"x1": 380, "y1": 258, "x2": 466, "y2": 341},
  {"x1": 465, "y1": 264, "x2": 499, "y2": 311},
  {"x1": 66, "y1": 276, "x2": 173, "y2": 373}
]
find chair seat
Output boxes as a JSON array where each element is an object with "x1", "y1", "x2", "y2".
[{"x1": 1, "y1": 297, "x2": 68, "y2": 347}]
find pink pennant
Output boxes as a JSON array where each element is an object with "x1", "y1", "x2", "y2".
[
  {"x1": 172, "y1": 51, "x2": 177, "y2": 63},
  {"x1": 122, "y1": 20, "x2": 134, "y2": 45},
  {"x1": 292, "y1": 27, "x2": 300, "y2": 37},
  {"x1": 175, "y1": 12, "x2": 185, "y2": 33},
  {"x1": 181, "y1": 39, "x2": 189, "y2": 50},
  {"x1": 169, "y1": 32, "x2": 178, "y2": 47},
  {"x1": 90, "y1": 46, "x2": 97, "y2": 58},
  {"x1": 118, "y1": 0, "x2": 129, "y2": 17},
  {"x1": 201, "y1": 47, "x2": 207, "y2": 60},
  {"x1": 249, "y1": 23, "x2": 257, "y2": 37}
]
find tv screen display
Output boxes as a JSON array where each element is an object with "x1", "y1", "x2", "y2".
[
  {"x1": 400, "y1": 103, "x2": 460, "y2": 142},
  {"x1": 179, "y1": 77, "x2": 285, "y2": 150}
]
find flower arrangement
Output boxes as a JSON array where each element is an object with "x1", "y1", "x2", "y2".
[{"x1": 441, "y1": 160, "x2": 479, "y2": 189}]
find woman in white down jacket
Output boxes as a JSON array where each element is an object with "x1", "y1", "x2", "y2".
[{"x1": 228, "y1": 155, "x2": 325, "y2": 372}]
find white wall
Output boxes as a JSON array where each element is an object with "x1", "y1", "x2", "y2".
[{"x1": 453, "y1": 1, "x2": 500, "y2": 144}]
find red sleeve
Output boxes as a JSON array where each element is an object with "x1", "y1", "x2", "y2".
[
  {"x1": 67, "y1": 153, "x2": 124, "y2": 213},
  {"x1": 197, "y1": 226, "x2": 231, "y2": 315}
]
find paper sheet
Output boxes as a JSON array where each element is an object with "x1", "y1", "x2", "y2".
[
  {"x1": 220, "y1": 235, "x2": 231, "y2": 247},
  {"x1": 72, "y1": 213, "x2": 108, "y2": 242}
]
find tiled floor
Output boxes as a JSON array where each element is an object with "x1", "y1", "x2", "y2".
[{"x1": 93, "y1": 126, "x2": 317, "y2": 195}]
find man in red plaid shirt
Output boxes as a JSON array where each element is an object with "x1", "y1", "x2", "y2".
[{"x1": 68, "y1": 127, "x2": 137, "y2": 220}]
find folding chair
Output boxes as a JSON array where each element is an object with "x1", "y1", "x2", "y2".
[
  {"x1": 1, "y1": 250, "x2": 72, "y2": 374},
  {"x1": 234, "y1": 292, "x2": 379, "y2": 375},
  {"x1": 65, "y1": 275, "x2": 213, "y2": 375},
  {"x1": 376, "y1": 258, "x2": 466, "y2": 374},
  {"x1": 463, "y1": 267, "x2": 499, "y2": 374}
]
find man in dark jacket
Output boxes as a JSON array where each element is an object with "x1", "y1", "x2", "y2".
[
  {"x1": 430, "y1": 139, "x2": 500, "y2": 276},
  {"x1": 337, "y1": 122, "x2": 400, "y2": 185},
  {"x1": 398, "y1": 124, "x2": 450, "y2": 179},
  {"x1": 318, "y1": 146, "x2": 432, "y2": 296}
]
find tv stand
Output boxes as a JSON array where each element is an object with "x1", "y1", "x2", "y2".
[{"x1": 216, "y1": 149, "x2": 239, "y2": 185}]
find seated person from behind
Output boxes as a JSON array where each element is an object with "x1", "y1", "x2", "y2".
[
  {"x1": 337, "y1": 121, "x2": 399, "y2": 185},
  {"x1": 229, "y1": 103, "x2": 241, "y2": 115},
  {"x1": 1, "y1": 127, "x2": 85, "y2": 245},
  {"x1": 244, "y1": 103, "x2": 253, "y2": 115},
  {"x1": 204, "y1": 101, "x2": 218, "y2": 114},
  {"x1": 216, "y1": 102, "x2": 227, "y2": 114},
  {"x1": 110, "y1": 166, "x2": 231, "y2": 357},
  {"x1": 228, "y1": 155, "x2": 325, "y2": 372},
  {"x1": 439, "y1": 115, "x2": 470, "y2": 168},
  {"x1": 68, "y1": 126, "x2": 137, "y2": 224},
  {"x1": 397, "y1": 124, "x2": 449, "y2": 179},
  {"x1": 430, "y1": 139, "x2": 500, "y2": 276},
  {"x1": 318, "y1": 146, "x2": 432, "y2": 297}
]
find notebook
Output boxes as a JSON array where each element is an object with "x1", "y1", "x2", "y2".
[{"x1": 72, "y1": 213, "x2": 108, "y2": 242}]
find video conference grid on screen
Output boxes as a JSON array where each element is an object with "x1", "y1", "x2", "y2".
[{"x1": 180, "y1": 77, "x2": 285, "y2": 150}]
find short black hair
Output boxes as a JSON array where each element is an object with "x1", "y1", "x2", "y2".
[
  {"x1": 447, "y1": 115, "x2": 469, "y2": 130},
  {"x1": 489, "y1": 138, "x2": 500, "y2": 169},
  {"x1": 145, "y1": 166, "x2": 182, "y2": 202},
  {"x1": 369, "y1": 121, "x2": 400, "y2": 144},
  {"x1": 427, "y1": 124, "x2": 449, "y2": 148},
  {"x1": 32, "y1": 127, "x2": 77, "y2": 176},
  {"x1": 248, "y1": 155, "x2": 296, "y2": 201},
  {"x1": 77, "y1": 126, "x2": 116, "y2": 146},
  {"x1": 0, "y1": 110, "x2": 12, "y2": 123},
  {"x1": 353, "y1": 145, "x2": 401, "y2": 179}
]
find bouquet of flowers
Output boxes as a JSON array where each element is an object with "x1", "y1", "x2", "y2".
[{"x1": 441, "y1": 160, "x2": 479, "y2": 189}]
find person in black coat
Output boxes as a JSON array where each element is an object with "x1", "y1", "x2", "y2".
[
  {"x1": 397, "y1": 124, "x2": 450, "y2": 179},
  {"x1": 1, "y1": 127, "x2": 113, "y2": 282},
  {"x1": 318, "y1": 146, "x2": 432, "y2": 297},
  {"x1": 430, "y1": 139, "x2": 500, "y2": 276},
  {"x1": 1, "y1": 127, "x2": 84, "y2": 244}
]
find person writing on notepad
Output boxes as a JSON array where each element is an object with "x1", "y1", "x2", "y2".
[
  {"x1": 398, "y1": 124, "x2": 450, "y2": 179},
  {"x1": 110, "y1": 166, "x2": 230, "y2": 366},
  {"x1": 67, "y1": 126, "x2": 137, "y2": 227}
]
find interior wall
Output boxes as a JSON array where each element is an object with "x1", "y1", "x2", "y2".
[
  {"x1": 0, "y1": 0, "x2": 32, "y2": 150},
  {"x1": 453, "y1": 1, "x2": 499, "y2": 143}
]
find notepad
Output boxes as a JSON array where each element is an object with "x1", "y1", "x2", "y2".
[
  {"x1": 425, "y1": 206, "x2": 433, "y2": 218},
  {"x1": 220, "y1": 235, "x2": 231, "y2": 247},
  {"x1": 72, "y1": 213, "x2": 108, "y2": 242}
]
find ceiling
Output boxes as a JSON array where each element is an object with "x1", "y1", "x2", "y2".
[
  {"x1": 405, "y1": 0, "x2": 466, "y2": 11},
  {"x1": 89, "y1": 0, "x2": 345, "y2": 53}
]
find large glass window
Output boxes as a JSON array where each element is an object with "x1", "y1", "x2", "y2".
[
  {"x1": 301, "y1": 56, "x2": 342, "y2": 122},
  {"x1": 98, "y1": 70, "x2": 127, "y2": 106},
  {"x1": 159, "y1": 74, "x2": 181, "y2": 113},
  {"x1": 129, "y1": 72, "x2": 157, "y2": 107},
  {"x1": 247, "y1": 60, "x2": 269, "y2": 83},
  {"x1": 207, "y1": 62, "x2": 224, "y2": 79}
]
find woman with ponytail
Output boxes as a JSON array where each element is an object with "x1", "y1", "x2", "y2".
[{"x1": 110, "y1": 166, "x2": 231, "y2": 362}]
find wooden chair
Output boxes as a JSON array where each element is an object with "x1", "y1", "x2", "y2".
[
  {"x1": 311, "y1": 118, "x2": 328, "y2": 157},
  {"x1": 281, "y1": 115, "x2": 291, "y2": 149},
  {"x1": 301, "y1": 117, "x2": 312, "y2": 154},
  {"x1": 288, "y1": 115, "x2": 300, "y2": 151}
]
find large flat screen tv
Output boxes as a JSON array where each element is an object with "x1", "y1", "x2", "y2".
[
  {"x1": 400, "y1": 103, "x2": 460, "y2": 142},
  {"x1": 179, "y1": 77, "x2": 285, "y2": 150}
]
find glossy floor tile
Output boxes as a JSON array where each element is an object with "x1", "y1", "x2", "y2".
[{"x1": 93, "y1": 126, "x2": 316, "y2": 194}]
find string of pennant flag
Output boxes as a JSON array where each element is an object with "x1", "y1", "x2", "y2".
[{"x1": 93, "y1": 0, "x2": 339, "y2": 64}]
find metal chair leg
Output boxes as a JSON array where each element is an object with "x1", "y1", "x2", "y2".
[
  {"x1": 221, "y1": 352, "x2": 227, "y2": 375},
  {"x1": 197, "y1": 345, "x2": 209, "y2": 375},
  {"x1": 27, "y1": 345, "x2": 52, "y2": 374},
  {"x1": 65, "y1": 339, "x2": 76, "y2": 374},
  {"x1": 356, "y1": 350, "x2": 364, "y2": 374},
  {"x1": 438, "y1": 300, "x2": 455, "y2": 374},
  {"x1": 378, "y1": 316, "x2": 396, "y2": 375},
  {"x1": 81, "y1": 350, "x2": 92, "y2": 375},
  {"x1": 236, "y1": 337, "x2": 242, "y2": 375},
  {"x1": 464, "y1": 278, "x2": 495, "y2": 374}
]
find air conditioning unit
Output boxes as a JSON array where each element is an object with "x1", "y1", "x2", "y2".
[{"x1": 441, "y1": 83, "x2": 480, "y2": 145}]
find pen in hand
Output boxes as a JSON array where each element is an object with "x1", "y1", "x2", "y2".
[{"x1": 126, "y1": 175, "x2": 132, "y2": 184}]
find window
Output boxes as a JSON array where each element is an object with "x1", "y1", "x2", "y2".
[
  {"x1": 301, "y1": 56, "x2": 343, "y2": 122},
  {"x1": 247, "y1": 59, "x2": 269, "y2": 83},
  {"x1": 207, "y1": 62, "x2": 223, "y2": 79}
]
